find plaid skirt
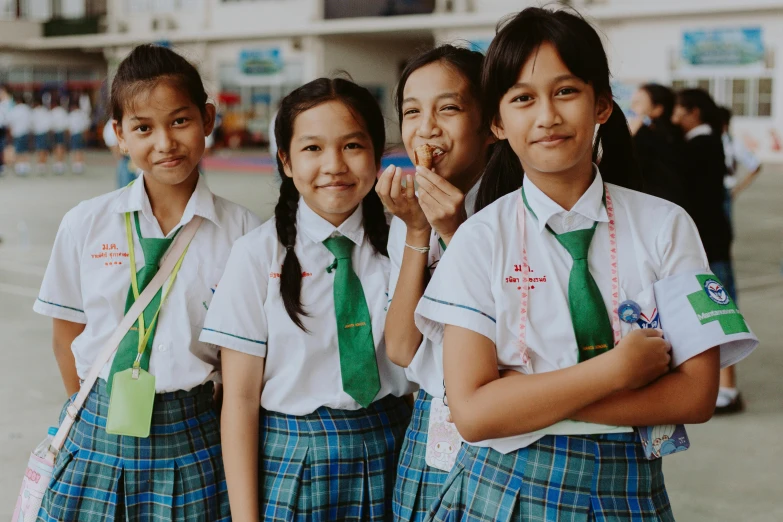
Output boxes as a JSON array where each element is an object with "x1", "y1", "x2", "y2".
[
  {"x1": 425, "y1": 433, "x2": 674, "y2": 522},
  {"x1": 260, "y1": 394, "x2": 412, "y2": 521},
  {"x1": 393, "y1": 390, "x2": 451, "y2": 521},
  {"x1": 37, "y1": 379, "x2": 229, "y2": 522}
]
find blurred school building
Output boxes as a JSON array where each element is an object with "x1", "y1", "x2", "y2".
[{"x1": 1, "y1": 0, "x2": 783, "y2": 157}]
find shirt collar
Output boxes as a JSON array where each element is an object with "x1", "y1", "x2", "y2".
[
  {"x1": 297, "y1": 197, "x2": 365, "y2": 246},
  {"x1": 111, "y1": 172, "x2": 221, "y2": 233},
  {"x1": 522, "y1": 166, "x2": 608, "y2": 234},
  {"x1": 686, "y1": 123, "x2": 712, "y2": 141}
]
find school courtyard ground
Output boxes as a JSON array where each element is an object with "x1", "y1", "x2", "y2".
[{"x1": 0, "y1": 150, "x2": 781, "y2": 521}]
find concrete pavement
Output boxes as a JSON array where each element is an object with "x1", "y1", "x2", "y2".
[{"x1": 1, "y1": 152, "x2": 781, "y2": 520}]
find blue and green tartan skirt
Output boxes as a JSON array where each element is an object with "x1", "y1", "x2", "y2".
[
  {"x1": 425, "y1": 433, "x2": 674, "y2": 522},
  {"x1": 393, "y1": 390, "x2": 451, "y2": 521},
  {"x1": 260, "y1": 394, "x2": 412, "y2": 521},
  {"x1": 37, "y1": 379, "x2": 229, "y2": 522}
]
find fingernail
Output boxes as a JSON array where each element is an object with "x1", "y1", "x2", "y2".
[
  {"x1": 415, "y1": 166, "x2": 423, "y2": 174},
  {"x1": 384, "y1": 164, "x2": 394, "y2": 173}
]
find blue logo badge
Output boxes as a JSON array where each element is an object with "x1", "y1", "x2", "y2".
[
  {"x1": 703, "y1": 279, "x2": 729, "y2": 305},
  {"x1": 618, "y1": 300, "x2": 641, "y2": 324}
]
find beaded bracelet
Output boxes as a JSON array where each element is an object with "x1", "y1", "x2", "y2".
[{"x1": 405, "y1": 243, "x2": 430, "y2": 254}]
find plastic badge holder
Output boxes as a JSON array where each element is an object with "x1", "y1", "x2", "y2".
[
  {"x1": 106, "y1": 368, "x2": 156, "y2": 438},
  {"x1": 12, "y1": 427, "x2": 58, "y2": 522}
]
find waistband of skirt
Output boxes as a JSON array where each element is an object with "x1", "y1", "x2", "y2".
[
  {"x1": 263, "y1": 393, "x2": 410, "y2": 422},
  {"x1": 89, "y1": 377, "x2": 214, "y2": 402}
]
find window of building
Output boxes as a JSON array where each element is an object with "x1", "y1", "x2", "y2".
[{"x1": 671, "y1": 76, "x2": 773, "y2": 117}]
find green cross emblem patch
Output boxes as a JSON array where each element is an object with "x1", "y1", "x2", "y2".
[{"x1": 687, "y1": 274, "x2": 749, "y2": 335}]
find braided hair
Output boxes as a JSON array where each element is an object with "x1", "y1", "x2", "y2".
[{"x1": 274, "y1": 78, "x2": 388, "y2": 331}]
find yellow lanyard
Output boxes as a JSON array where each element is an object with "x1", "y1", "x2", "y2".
[{"x1": 124, "y1": 212, "x2": 190, "y2": 370}]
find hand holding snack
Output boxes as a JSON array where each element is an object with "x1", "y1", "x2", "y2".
[
  {"x1": 376, "y1": 164, "x2": 430, "y2": 234},
  {"x1": 416, "y1": 165, "x2": 467, "y2": 245},
  {"x1": 414, "y1": 144, "x2": 435, "y2": 169}
]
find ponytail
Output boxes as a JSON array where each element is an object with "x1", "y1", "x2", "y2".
[
  {"x1": 593, "y1": 101, "x2": 643, "y2": 191},
  {"x1": 275, "y1": 176, "x2": 309, "y2": 332},
  {"x1": 474, "y1": 141, "x2": 523, "y2": 213}
]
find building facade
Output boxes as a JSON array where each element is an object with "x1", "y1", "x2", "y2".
[{"x1": 2, "y1": 0, "x2": 782, "y2": 157}]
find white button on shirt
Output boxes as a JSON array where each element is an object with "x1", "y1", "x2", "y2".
[
  {"x1": 200, "y1": 198, "x2": 415, "y2": 416},
  {"x1": 387, "y1": 179, "x2": 481, "y2": 398},
  {"x1": 415, "y1": 169, "x2": 717, "y2": 453},
  {"x1": 33, "y1": 174, "x2": 262, "y2": 392}
]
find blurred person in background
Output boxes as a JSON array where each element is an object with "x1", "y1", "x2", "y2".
[
  {"x1": 673, "y1": 88, "x2": 743, "y2": 415},
  {"x1": 9, "y1": 92, "x2": 32, "y2": 176},
  {"x1": 629, "y1": 83, "x2": 688, "y2": 208},
  {"x1": 50, "y1": 94, "x2": 69, "y2": 175},
  {"x1": 0, "y1": 84, "x2": 11, "y2": 176},
  {"x1": 719, "y1": 106, "x2": 763, "y2": 223},
  {"x1": 68, "y1": 99, "x2": 89, "y2": 173},
  {"x1": 102, "y1": 118, "x2": 135, "y2": 188},
  {"x1": 31, "y1": 92, "x2": 52, "y2": 175}
]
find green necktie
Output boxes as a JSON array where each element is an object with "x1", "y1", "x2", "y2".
[
  {"x1": 323, "y1": 235, "x2": 381, "y2": 408},
  {"x1": 107, "y1": 212, "x2": 177, "y2": 394},
  {"x1": 522, "y1": 189, "x2": 614, "y2": 362}
]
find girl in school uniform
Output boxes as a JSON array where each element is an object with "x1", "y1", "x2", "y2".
[
  {"x1": 34, "y1": 44, "x2": 261, "y2": 521},
  {"x1": 374, "y1": 45, "x2": 490, "y2": 521},
  {"x1": 414, "y1": 8, "x2": 757, "y2": 521},
  {"x1": 201, "y1": 78, "x2": 415, "y2": 521},
  {"x1": 31, "y1": 93, "x2": 52, "y2": 175},
  {"x1": 50, "y1": 95, "x2": 70, "y2": 175},
  {"x1": 67, "y1": 99, "x2": 89, "y2": 174}
]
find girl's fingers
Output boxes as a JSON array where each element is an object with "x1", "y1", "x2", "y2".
[
  {"x1": 405, "y1": 174, "x2": 415, "y2": 199},
  {"x1": 416, "y1": 166, "x2": 459, "y2": 197},
  {"x1": 389, "y1": 166, "x2": 402, "y2": 202},
  {"x1": 376, "y1": 165, "x2": 394, "y2": 198},
  {"x1": 416, "y1": 174, "x2": 446, "y2": 207}
]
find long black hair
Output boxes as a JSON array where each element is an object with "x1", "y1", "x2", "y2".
[
  {"x1": 475, "y1": 7, "x2": 642, "y2": 211},
  {"x1": 110, "y1": 44, "x2": 208, "y2": 122},
  {"x1": 274, "y1": 78, "x2": 388, "y2": 331},
  {"x1": 676, "y1": 88, "x2": 722, "y2": 135}
]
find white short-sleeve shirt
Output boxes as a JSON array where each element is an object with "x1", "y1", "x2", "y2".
[
  {"x1": 387, "y1": 180, "x2": 481, "y2": 398},
  {"x1": 50, "y1": 107, "x2": 69, "y2": 133},
  {"x1": 33, "y1": 173, "x2": 262, "y2": 392},
  {"x1": 415, "y1": 169, "x2": 735, "y2": 453},
  {"x1": 201, "y1": 199, "x2": 415, "y2": 416},
  {"x1": 32, "y1": 107, "x2": 51, "y2": 135},
  {"x1": 9, "y1": 103, "x2": 32, "y2": 137},
  {"x1": 68, "y1": 109, "x2": 89, "y2": 135}
]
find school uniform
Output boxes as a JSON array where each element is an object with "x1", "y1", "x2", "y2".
[
  {"x1": 32, "y1": 106, "x2": 52, "y2": 151},
  {"x1": 33, "y1": 173, "x2": 262, "y2": 521},
  {"x1": 50, "y1": 106, "x2": 69, "y2": 147},
  {"x1": 414, "y1": 169, "x2": 757, "y2": 522},
  {"x1": 389, "y1": 181, "x2": 480, "y2": 522},
  {"x1": 9, "y1": 102, "x2": 32, "y2": 153},
  {"x1": 201, "y1": 199, "x2": 415, "y2": 520},
  {"x1": 68, "y1": 109, "x2": 90, "y2": 150}
]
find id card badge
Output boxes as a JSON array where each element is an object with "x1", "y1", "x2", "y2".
[
  {"x1": 106, "y1": 368, "x2": 156, "y2": 438},
  {"x1": 425, "y1": 398, "x2": 461, "y2": 472},
  {"x1": 620, "y1": 286, "x2": 690, "y2": 460}
]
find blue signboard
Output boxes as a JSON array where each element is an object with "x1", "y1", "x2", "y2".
[
  {"x1": 468, "y1": 39, "x2": 492, "y2": 54},
  {"x1": 239, "y1": 48, "x2": 283, "y2": 76},
  {"x1": 683, "y1": 28, "x2": 764, "y2": 66}
]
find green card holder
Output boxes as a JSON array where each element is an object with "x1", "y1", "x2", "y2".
[{"x1": 106, "y1": 368, "x2": 156, "y2": 438}]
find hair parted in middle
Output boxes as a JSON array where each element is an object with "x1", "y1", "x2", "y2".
[{"x1": 273, "y1": 77, "x2": 389, "y2": 331}]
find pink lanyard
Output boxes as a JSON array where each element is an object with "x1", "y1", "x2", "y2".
[{"x1": 515, "y1": 185, "x2": 621, "y2": 372}]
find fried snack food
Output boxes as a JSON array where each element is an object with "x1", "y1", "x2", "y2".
[{"x1": 414, "y1": 144, "x2": 435, "y2": 169}]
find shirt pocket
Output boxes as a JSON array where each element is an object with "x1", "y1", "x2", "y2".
[{"x1": 184, "y1": 263, "x2": 225, "y2": 322}]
